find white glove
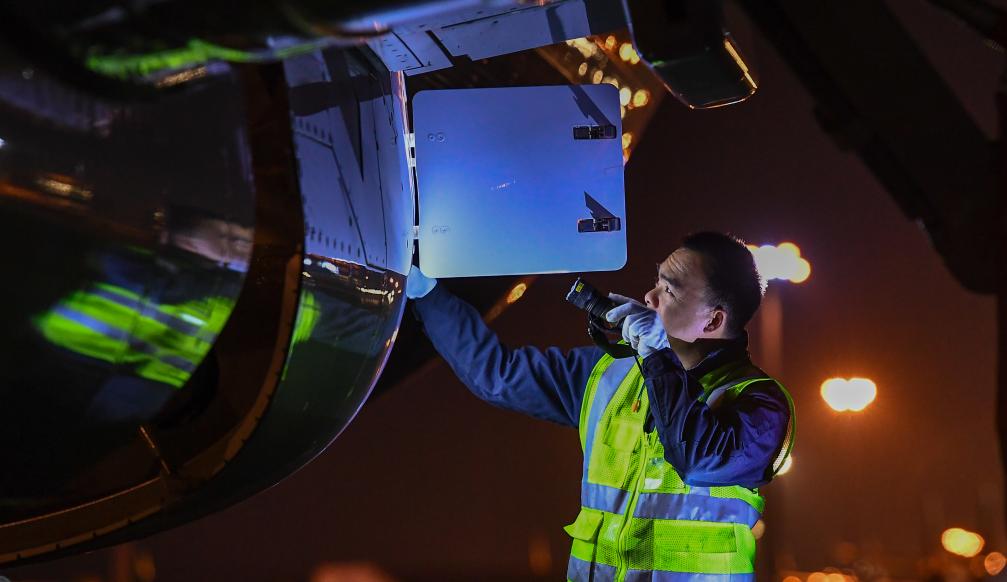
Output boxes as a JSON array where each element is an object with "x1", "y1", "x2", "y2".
[
  {"x1": 605, "y1": 293, "x2": 669, "y2": 358},
  {"x1": 406, "y1": 265, "x2": 437, "y2": 299}
]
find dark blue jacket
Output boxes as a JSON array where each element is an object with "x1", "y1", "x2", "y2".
[{"x1": 412, "y1": 283, "x2": 791, "y2": 489}]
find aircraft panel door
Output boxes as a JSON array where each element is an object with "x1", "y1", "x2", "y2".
[{"x1": 413, "y1": 84, "x2": 626, "y2": 278}]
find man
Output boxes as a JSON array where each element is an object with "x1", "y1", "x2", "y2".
[{"x1": 407, "y1": 231, "x2": 794, "y2": 581}]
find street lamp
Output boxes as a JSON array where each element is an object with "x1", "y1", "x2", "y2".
[
  {"x1": 820, "y1": 377, "x2": 877, "y2": 412},
  {"x1": 746, "y1": 242, "x2": 811, "y2": 285},
  {"x1": 745, "y1": 242, "x2": 812, "y2": 374},
  {"x1": 942, "y1": 527, "x2": 985, "y2": 558},
  {"x1": 744, "y1": 242, "x2": 809, "y2": 582}
]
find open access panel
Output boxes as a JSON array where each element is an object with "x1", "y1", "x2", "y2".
[{"x1": 412, "y1": 84, "x2": 627, "y2": 278}]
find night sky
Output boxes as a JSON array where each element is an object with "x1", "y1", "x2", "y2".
[{"x1": 8, "y1": 2, "x2": 1006, "y2": 581}]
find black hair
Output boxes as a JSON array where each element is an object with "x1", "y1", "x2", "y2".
[{"x1": 681, "y1": 231, "x2": 764, "y2": 335}]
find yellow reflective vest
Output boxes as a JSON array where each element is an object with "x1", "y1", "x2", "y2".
[{"x1": 566, "y1": 353, "x2": 794, "y2": 582}]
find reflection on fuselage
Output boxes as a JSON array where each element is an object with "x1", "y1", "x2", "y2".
[
  {"x1": 297, "y1": 254, "x2": 397, "y2": 354},
  {"x1": 35, "y1": 209, "x2": 251, "y2": 394},
  {"x1": 0, "y1": 32, "x2": 415, "y2": 563},
  {"x1": 3, "y1": 216, "x2": 249, "y2": 518}
]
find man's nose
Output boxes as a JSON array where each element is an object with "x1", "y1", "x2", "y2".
[{"x1": 644, "y1": 288, "x2": 656, "y2": 308}]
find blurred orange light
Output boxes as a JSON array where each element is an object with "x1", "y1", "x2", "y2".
[
  {"x1": 622, "y1": 133, "x2": 633, "y2": 149},
  {"x1": 310, "y1": 562, "x2": 396, "y2": 582},
  {"x1": 632, "y1": 89, "x2": 650, "y2": 107},
  {"x1": 568, "y1": 38, "x2": 597, "y2": 59},
  {"x1": 985, "y1": 552, "x2": 1006, "y2": 576},
  {"x1": 782, "y1": 577, "x2": 801, "y2": 582},
  {"x1": 591, "y1": 70, "x2": 603, "y2": 84},
  {"x1": 133, "y1": 551, "x2": 156, "y2": 582},
  {"x1": 528, "y1": 533, "x2": 552, "y2": 575},
  {"x1": 942, "y1": 527, "x2": 985, "y2": 558},
  {"x1": 792, "y1": 258, "x2": 812, "y2": 283},
  {"x1": 619, "y1": 42, "x2": 639, "y2": 62},
  {"x1": 605, "y1": 35, "x2": 617, "y2": 50},
  {"x1": 507, "y1": 283, "x2": 527, "y2": 304},
  {"x1": 619, "y1": 87, "x2": 632, "y2": 106},
  {"x1": 821, "y1": 378, "x2": 877, "y2": 412},
  {"x1": 808, "y1": 573, "x2": 828, "y2": 582},
  {"x1": 577, "y1": 62, "x2": 588, "y2": 76}
]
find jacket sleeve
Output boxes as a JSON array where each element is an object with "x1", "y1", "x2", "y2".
[
  {"x1": 411, "y1": 283, "x2": 604, "y2": 427},
  {"x1": 641, "y1": 347, "x2": 790, "y2": 489}
]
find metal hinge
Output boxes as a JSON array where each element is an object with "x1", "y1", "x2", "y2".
[
  {"x1": 405, "y1": 132, "x2": 416, "y2": 169},
  {"x1": 407, "y1": 132, "x2": 420, "y2": 241}
]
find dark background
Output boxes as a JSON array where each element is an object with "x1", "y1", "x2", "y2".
[{"x1": 7, "y1": 1, "x2": 1006, "y2": 580}]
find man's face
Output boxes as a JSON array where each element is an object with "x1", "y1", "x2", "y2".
[{"x1": 644, "y1": 248, "x2": 722, "y2": 342}]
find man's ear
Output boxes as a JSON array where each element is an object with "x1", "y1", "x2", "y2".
[{"x1": 704, "y1": 309, "x2": 726, "y2": 334}]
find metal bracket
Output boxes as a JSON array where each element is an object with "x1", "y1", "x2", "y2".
[
  {"x1": 578, "y1": 191, "x2": 622, "y2": 233},
  {"x1": 578, "y1": 217, "x2": 622, "y2": 232}
]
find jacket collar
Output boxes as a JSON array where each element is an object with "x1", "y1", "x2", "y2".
[{"x1": 691, "y1": 331, "x2": 754, "y2": 387}]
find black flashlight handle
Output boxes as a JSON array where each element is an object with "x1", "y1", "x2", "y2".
[{"x1": 588, "y1": 316, "x2": 637, "y2": 359}]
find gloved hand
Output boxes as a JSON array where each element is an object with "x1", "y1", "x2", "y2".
[
  {"x1": 406, "y1": 265, "x2": 438, "y2": 299},
  {"x1": 605, "y1": 293, "x2": 670, "y2": 358}
]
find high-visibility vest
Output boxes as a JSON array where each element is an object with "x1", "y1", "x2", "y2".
[
  {"x1": 33, "y1": 283, "x2": 235, "y2": 388},
  {"x1": 566, "y1": 353, "x2": 795, "y2": 582}
]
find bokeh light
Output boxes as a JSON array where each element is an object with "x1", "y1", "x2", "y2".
[
  {"x1": 942, "y1": 527, "x2": 985, "y2": 558},
  {"x1": 777, "y1": 455, "x2": 793, "y2": 475},
  {"x1": 985, "y1": 551, "x2": 1006, "y2": 576},
  {"x1": 619, "y1": 42, "x2": 633, "y2": 61},
  {"x1": 566, "y1": 38, "x2": 598, "y2": 59},
  {"x1": 821, "y1": 378, "x2": 877, "y2": 412},
  {"x1": 619, "y1": 87, "x2": 632, "y2": 106},
  {"x1": 619, "y1": 42, "x2": 641, "y2": 64},
  {"x1": 506, "y1": 283, "x2": 527, "y2": 304},
  {"x1": 746, "y1": 243, "x2": 811, "y2": 284}
]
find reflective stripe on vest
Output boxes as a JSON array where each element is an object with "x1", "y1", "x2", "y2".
[
  {"x1": 567, "y1": 353, "x2": 794, "y2": 581},
  {"x1": 569, "y1": 556, "x2": 757, "y2": 582},
  {"x1": 582, "y1": 481, "x2": 761, "y2": 526}
]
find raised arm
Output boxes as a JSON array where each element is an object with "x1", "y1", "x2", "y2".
[{"x1": 411, "y1": 279, "x2": 603, "y2": 427}]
